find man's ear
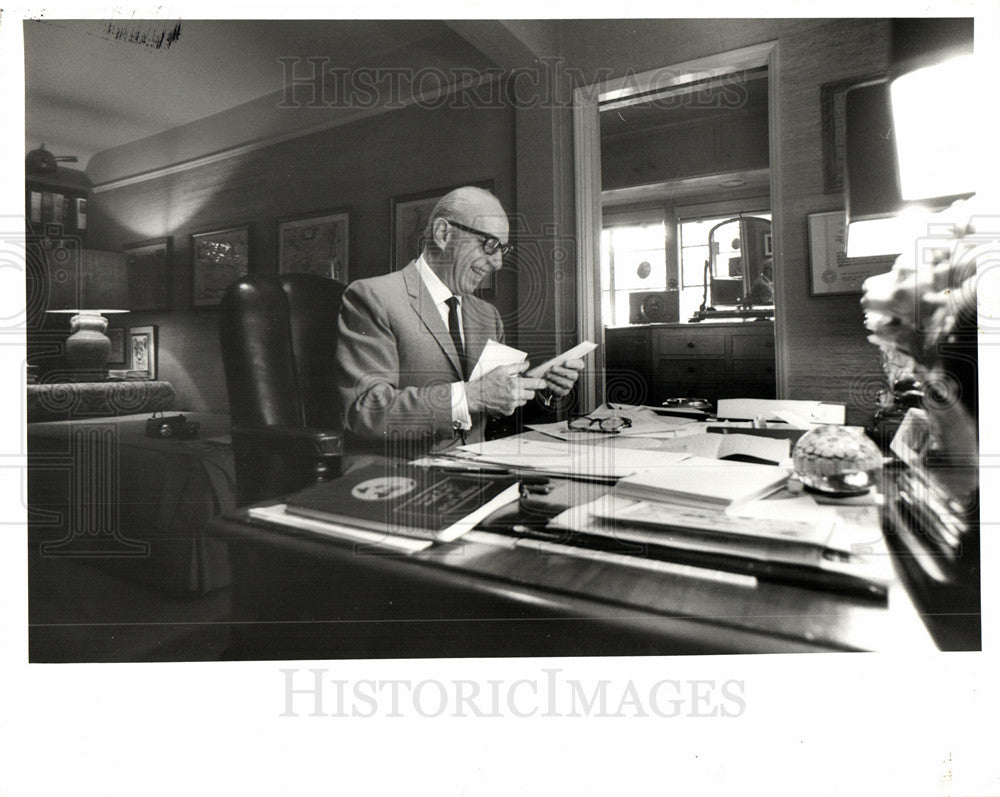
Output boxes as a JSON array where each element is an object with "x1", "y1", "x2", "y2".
[{"x1": 429, "y1": 217, "x2": 451, "y2": 251}]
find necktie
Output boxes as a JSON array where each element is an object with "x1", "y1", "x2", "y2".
[{"x1": 445, "y1": 296, "x2": 469, "y2": 380}]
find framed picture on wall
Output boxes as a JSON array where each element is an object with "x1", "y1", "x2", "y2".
[
  {"x1": 128, "y1": 325, "x2": 157, "y2": 379},
  {"x1": 806, "y1": 211, "x2": 897, "y2": 296},
  {"x1": 390, "y1": 180, "x2": 495, "y2": 272},
  {"x1": 107, "y1": 327, "x2": 126, "y2": 366},
  {"x1": 123, "y1": 237, "x2": 171, "y2": 311},
  {"x1": 191, "y1": 226, "x2": 249, "y2": 307},
  {"x1": 277, "y1": 209, "x2": 350, "y2": 283}
]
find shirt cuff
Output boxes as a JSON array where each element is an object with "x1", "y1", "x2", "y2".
[{"x1": 451, "y1": 381, "x2": 472, "y2": 430}]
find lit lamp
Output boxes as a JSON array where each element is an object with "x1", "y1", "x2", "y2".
[
  {"x1": 44, "y1": 248, "x2": 129, "y2": 382},
  {"x1": 45, "y1": 308, "x2": 129, "y2": 381},
  {"x1": 844, "y1": 18, "x2": 975, "y2": 257}
]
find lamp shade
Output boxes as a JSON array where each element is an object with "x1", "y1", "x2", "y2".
[
  {"x1": 844, "y1": 80, "x2": 902, "y2": 224},
  {"x1": 45, "y1": 247, "x2": 128, "y2": 312}
]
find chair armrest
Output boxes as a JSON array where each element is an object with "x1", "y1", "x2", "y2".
[
  {"x1": 231, "y1": 425, "x2": 343, "y2": 458},
  {"x1": 230, "y1": 425, "x2": 343, "y2": 504}
]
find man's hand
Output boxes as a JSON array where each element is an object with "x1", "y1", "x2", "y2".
[
  {"x1": 542, "y1": 357, "x2": 585, "y2": 397},
  {"x1": 466, "y1": 362, "x2": 546, "y2": 417}
]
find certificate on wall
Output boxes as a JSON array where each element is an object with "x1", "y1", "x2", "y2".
[
  {"x1": 191, "y1": 226, "x2": 249, "y2": 307},
  {"x1": 807, "y1": 211, "x2": 896, "y2": 296},
  {"x1": 277, "y1": 209, "x2": 349, "y2": 283}
]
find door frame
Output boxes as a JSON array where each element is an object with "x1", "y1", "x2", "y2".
[{"x1": 573, "y1": 40, "x2": 783, "y2": 409}]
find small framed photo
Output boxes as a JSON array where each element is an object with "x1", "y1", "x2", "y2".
[
  {"x1": 128, "y1": 325, "x2": 157, "y2": 379},
  {"x1": 107, "y1": 327, "x2": 126, "y2": 366},
  {"x1": 390, "y1": 180, "x2": 495, "y2": 271},
  {"x1": 191, "y1": 226, "x2": 249, "y2": 307},
  {"x1": 277, "y1": 209, "x2": 350, "y2": 282},
  {"x1": 807, "y1": 211, "x2": 896, "y2": 296},
  {"x1": 123, "y1": 237, "x2": 171, "y2": 311}
]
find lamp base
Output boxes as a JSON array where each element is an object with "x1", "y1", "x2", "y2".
[{"x1": 64, "y1": 312, "x2": 111, "y2": 379}]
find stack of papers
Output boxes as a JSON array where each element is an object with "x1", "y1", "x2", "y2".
[
  {"x1": 546, "y1": 494, "x2": 891, "y2": 598},
  {"x1": 457, "y1": 437, "x2": 690, "y2": 480},
  {"x1": 615, "y1": 456, "x2": 791, "y2": 508}
]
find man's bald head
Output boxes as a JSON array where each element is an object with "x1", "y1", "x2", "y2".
[
  {"x1": 422, "y1": 186, "x2": 511, "y2": 295},
  {"x1": 423, "y1": 186, "x2": 506, "y2": 241}
]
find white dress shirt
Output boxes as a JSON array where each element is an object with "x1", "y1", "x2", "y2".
[{"x1": 414, "y1": 255, "x2": 472, "y2": 431}]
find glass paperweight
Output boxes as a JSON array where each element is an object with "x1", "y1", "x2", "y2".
[{"x1": 792, "y1": 425, "x2": 883, "y2": 495}]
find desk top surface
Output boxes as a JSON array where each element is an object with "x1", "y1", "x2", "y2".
[{"x1": 218, "y1": 438, "x2": 950, "y2": 655}]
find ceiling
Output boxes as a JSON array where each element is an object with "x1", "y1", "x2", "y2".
[
  {"x1": 23, "y1": 19, "x2": 485, "y2": 169},
  {"x1": 22, "y1": 18, "x2": 831, "y2": 186}
]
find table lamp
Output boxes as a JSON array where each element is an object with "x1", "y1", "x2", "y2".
[
  {"x1": 45, "y1": 308, "x2": 129, "y2": 381},
  {"x1": 43, "y1": 247, "x2": 129, "y2": 382},
  {"x1": 844, "y1": 18, "x2": 975, "y2": 257}
]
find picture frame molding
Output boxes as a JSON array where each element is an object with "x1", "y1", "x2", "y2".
[
  {"x1": 128, "y1": 324, "x2": 157, "y2": 379},
  {"x1": 106, "y1": 327, "x2": 126, "y2": 365},
  {"x1": 390, "y1": 179, "x2": 495, "y2": 272},
  {"x1": 190, "y1": 225, "x2": 250, "y2": 307},
  {"x1": 806, "y1": 210, "x2": 897, "y2": 296},
  {"x1": 276, "y1": 207, "x2": 351, "y2": 283}
]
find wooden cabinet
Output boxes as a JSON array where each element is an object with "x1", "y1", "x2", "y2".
[{"x1": 604, "y1": 321, "x2": 775, "y2": 406}]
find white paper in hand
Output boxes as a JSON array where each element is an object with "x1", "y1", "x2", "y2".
[
  {"x1": 469, "y1": 339, "x2": 528, "y2": 381},
  {"x1": 525, "y1": 341, "x2": 598, "y2": 379}
]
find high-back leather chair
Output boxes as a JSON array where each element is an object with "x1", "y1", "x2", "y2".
[{"x1": 220, "y1": 273, "x2": 346, "y2": 504}]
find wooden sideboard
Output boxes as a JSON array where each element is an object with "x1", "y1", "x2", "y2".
[{"x1": 604, "y1": 321, "x2": 775, "y2": 406}]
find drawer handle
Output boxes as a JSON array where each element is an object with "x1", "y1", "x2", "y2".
[{"x1": 686, "y1": 342, "x2": 695, "y2": 349}]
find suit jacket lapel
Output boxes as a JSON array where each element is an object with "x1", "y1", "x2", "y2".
[{"x1": 402, "y1": 261, "x2": 464, "y2": 380}]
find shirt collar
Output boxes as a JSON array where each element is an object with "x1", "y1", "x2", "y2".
[{"x1": 414, "y1": 254, "x2": 457, "y2": 307}]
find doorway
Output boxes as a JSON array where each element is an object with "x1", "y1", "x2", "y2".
[{"x1": 573, "y1": 41, "x2": 782, "y2": 409}]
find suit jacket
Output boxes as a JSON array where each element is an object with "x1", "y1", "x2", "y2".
[{"x1": 334, "y1": 260, "x2": 504, "y2": 456}]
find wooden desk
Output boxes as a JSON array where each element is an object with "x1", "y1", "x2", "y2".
[{"x1": 214, "y1": 454, "x2": 945, "y2": 659}]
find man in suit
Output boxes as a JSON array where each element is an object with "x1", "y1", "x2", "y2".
[{"x1": 335, "y1": 186, "x2": 583, "y2": 455}]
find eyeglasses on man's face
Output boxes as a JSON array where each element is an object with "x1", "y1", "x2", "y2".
[
  {"x1": 446, "y1": 219, "x2": 515, "y2": 257},
  {"x1": 566, "y1": 415, "x2": 633, "y2": 434}
]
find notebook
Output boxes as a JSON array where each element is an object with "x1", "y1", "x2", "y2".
[
  {"x1": 285, "y1": 463, "x2": 520, "y2": 542},
  {"x1": 614, "y1": 456, "x2": 790, "y2": 508}
]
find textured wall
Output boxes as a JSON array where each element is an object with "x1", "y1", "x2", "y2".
[
  {"x1": 87, "y1": 101, "x2": 516, "y2": 413},
  {"x1": 771, "y1": 18, "x2": 892, "y2": 420}
]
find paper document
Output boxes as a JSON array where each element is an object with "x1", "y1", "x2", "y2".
[
  {"x1": 248, "y1": 504, "x2": 433, "y2": 553},
  {"x1": 469, "y1": 339, "x2": 527, "y2": 382},
  {"x1": 525, "y1": 341, "x2": 598, "y2": 378},
  {"x1": 716, "y1": 398, "x2": 845, "y2": 425},
  {"x1": 458, "y1": 436, "x2": 689, "y2": 480},
  {"x1": 615, "y1": 456, "x2": 791, "y2": 508},
  {"x1": 716, "y1": 434, "x2": 791, "y2": 464}
]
